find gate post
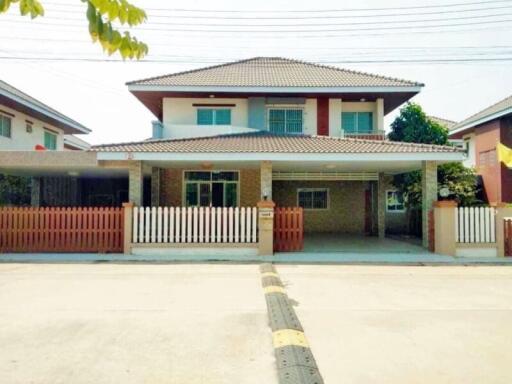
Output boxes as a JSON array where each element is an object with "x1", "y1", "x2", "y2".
[
  {"x1": 496, "y1": 203, "x2": 512, "y2": 257},
  {"x1": 257, "y1": 200, "x2": 275, "y2": 256},
  {"x1": 123, "y1": 202, "x2": 134, "y2": 254},
  {"x1": 433, "y1": 200, "x2": 457, "y2": 256}
]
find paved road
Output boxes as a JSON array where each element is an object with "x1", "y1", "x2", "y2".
[
  {"x1": 278, "y1": 265, "x2": 512, "y2": 384},
  {"x1": 0, "y1": 264, "x2": 277, "y2": 384}
]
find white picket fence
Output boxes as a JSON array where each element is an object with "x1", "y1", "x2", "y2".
[
  {"x1": 132, "y1": 206, "x2": 258, "y2": 244},
  {"x1": 456, "y1": 206, "x2": 496, "y2": 243}
]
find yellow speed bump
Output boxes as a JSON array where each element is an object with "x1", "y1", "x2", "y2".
[
  {"x1": 261, "y1": 271, "x2": 280, "y2": 278},
  {"x1": 272, "y1": 329, "x2": 309, "y2": 348},
  {"x1": 264, "y1": 285, "x2": 286, "y2": 294}
]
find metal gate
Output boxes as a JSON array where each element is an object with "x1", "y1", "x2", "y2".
[
  {"x1": 0, "y1": 207, "x2": 124, "y2": 253},
  {"x1": 274, "y1": 207, "x2": 304, "y2": 252}
]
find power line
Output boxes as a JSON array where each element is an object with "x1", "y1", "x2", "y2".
[
  {"x1": 13, "y1": 9, "x2": 512, "y2": 27},
  {"x1": 43, "y1": 0, "x2": 512, "y2": 13},
  {"x1": 0, "y1": 56, "x2": 511, "y2": 64},
  {"x1": 39, "y1": 4, "x2": 512, "y2": 21},
  {"x1": 2, "y1": 16, "x2": 512, "y2": 33}
]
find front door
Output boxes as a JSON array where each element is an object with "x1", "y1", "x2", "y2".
[{"x1": 211, "y1": 182, "x2": 224, "y2": 207}]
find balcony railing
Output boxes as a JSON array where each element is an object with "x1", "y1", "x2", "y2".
[{"x1": 340, "y1": 129, "x2": 386, "y2": 140}]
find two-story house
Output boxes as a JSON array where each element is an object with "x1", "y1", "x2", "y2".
[
  {"x1": 449, "y1": 95, "x2": 512, "y2": 203},
  {"x1": 0, "y1": 80, "x2": 90, "y2": 151},
  {"x1": 0, "y1": 57, "x2": 464, "y2": 251}
]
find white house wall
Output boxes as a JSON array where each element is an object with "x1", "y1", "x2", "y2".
[
  {"x1": 0, "y1": 104, "x2": 65, "y2": 150},
  {"x1": 161, "y1": 97, "x2": 383, "y2": 139}
]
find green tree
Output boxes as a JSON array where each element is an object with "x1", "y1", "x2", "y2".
[
  {"x1": 388, "y1": 102, "x2": 448, "y2": 145},
  {"x1": 389, "y1": 102, "x2": 480, "y2": 207},
  {"x1": 0, "y1": 0, "x2": 148, "y2": 59},
  {"x1": 0, "y1": 175, "x2": 31, "y2": 206}
]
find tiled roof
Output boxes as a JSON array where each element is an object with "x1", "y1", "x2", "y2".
[
  {"x1": 127, "y1": 57, "x2": 422, "y2": 88},
  {"x1": 429, "y1": 116, "x2": 457, "y2": 129},
  {"x1": 451, "y1": 94, "x2": 512, "y2": 131},
  {"x1": 91, "y1": 132, "x2": 460, "y2": 154},
  {"x1": 0, "y1": 79, "x2": 90, "y2": 133}
]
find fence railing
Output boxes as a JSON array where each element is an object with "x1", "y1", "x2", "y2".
[
  {"x1": 456, "y1": 206, "x2": 496, "y2": 243},
  {"x1": 132, "y1": 206, "x2": 258, "y2": 244},
  {"x1": 0, "y1": 207, "x2": 124, "y2": 253}
]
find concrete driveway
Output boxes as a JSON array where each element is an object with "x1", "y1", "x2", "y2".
[
  {"x1": 0, "y1": 264, "x2": 277, "y2": 384},
  {"x1": 278, "y1": 265, "x2": 512, "y2": 384}
]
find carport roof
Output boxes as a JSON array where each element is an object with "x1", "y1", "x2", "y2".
[{"x1": 91, "y1": 132, "x2": 461, "y2": 154}]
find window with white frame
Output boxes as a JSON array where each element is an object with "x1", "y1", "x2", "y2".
[
  {"x1": 268, "y1": 108, "x2": 303, "y2": 134},
  {"x1": 196, "y1": 108, "x2": 231, "y2": 125},
  {"x1": 0, "y1": 114, "x2": 12, "y2": 138},
  {"x1": 297, "y1": 188, "x2": 329, "y2": 210},
  {"x1": 386, "y1": 190, "x2": 405, "y2": 212}
]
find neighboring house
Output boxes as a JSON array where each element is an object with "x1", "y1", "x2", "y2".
[
  {"x1": 63, "y1": 135, "x2": 91, "y2": 151},
  {"x1": 0, "y1": 79, "x2": 90, "y2": 151},
  {"x1": 449, "y1": 95, "x2": 512, "y2": 203},
  {"x1": 429, "y1": 116, "x2": 457, "y2": 130},
  {"x1": 0, "y1": 57, "x2": 464, "y2": 249}
]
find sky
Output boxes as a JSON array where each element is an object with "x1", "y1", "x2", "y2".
[{"x1": 1, "y1": 0, "x2": 511, "y2": 145}]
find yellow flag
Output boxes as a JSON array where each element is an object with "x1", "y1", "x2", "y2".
[{"x1": 497, "y1": 142, "x2": 512, "y2": 168}]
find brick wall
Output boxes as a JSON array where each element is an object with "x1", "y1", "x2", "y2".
[
  {"x1": 273, "y1": 180, "x2": 367, "y2": 233},
  {"x1": 159, "y1": 168, "x2": 260, "y2": 207}
]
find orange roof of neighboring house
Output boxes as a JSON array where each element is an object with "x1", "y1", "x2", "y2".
[
  {"x1": 127, "y1": 57, "x2": 422, "y2": 88},
  {"x1": 91, "y1": 132, "x2": 460, "y2": 154},
  {"x1": 429, "y1": 116, "x2": 457, "y2": 129}
]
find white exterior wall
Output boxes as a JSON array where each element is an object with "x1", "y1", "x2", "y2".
[
  {"x1": 462, "y1": 133, "x2": 476, "y2": 168},
  {"x1": 162, "y1": 97, "x2": 249, "y2": 139},
  {"x1": 0, "y1": 104, "x2": 65, "y2": 150},
  {"x1": 161, "y1": 96, "x2": 383, "y2": 139}
]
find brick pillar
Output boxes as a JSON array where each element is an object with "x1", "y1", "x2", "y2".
[
  {"x1": 260, "y1": 161, "x2": 272, "y2": 200},
  {"x1": 31, "y1": 177, "x2": 41, "y2": 207},
  {"x1": 128, "y1": 161, "x2": 143, "y2": 206},
  {"x1": 377, "y1": 173, "x2": 386, "y2": 239},
  {"x1": 422, "y1": 161, "x2": 438, "y2": 248},
  {"x1": 257, "y1": 200, "x2": 275, "y2": 256},
  {"x1": 151, "y1": 167, "x2": 160, "y2": 206},
  {"x1": 433, "y1": 200, "x2": 457, "y2": 256},
  {"x1": 122, "y1": 202, "x2": 134, "y2": 254}
]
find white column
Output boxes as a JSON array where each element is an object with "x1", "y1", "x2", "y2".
[
  {"x1": 329, "y1": 98, "x2": 342, "y2": 137},
  {"x1": 129, "y1": 161, "x2": 143, "y2": 206},
  {"x1": 260, "y1": 161, "x2": 272, "y2": 200},
  {"x1": 422, "y1": 161, "x2": 438, "y2": 248},
  {"x1": 376, "y1": 98, "x2": 384, "y2": 133}
]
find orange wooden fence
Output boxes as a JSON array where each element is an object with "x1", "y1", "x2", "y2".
[
  {"x1": 274, "y1": 207, "x2": 304, "y2": 252},
  {"x1": 505, "y1": 219, "x2": 512, "y2": 257},
  {"x1": 0, "y1": 207, "x2": 124, "y2": 253}
]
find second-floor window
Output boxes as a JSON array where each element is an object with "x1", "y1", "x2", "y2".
[
  {"x1": 268, "y1": 109, "x2": 303, "y2": 134},
  {"x1": 196, "y1": 109, "x2": 231, "y2": 125},
  {"x1": 44, "y1": 130, "x2": 57, "y2": 150},
  {"x1": 0, "y1": 114, "x2": 12, "y2": 138},
  {"x1": 342, "y1": 112, "x2": 373, "y2": 134}
]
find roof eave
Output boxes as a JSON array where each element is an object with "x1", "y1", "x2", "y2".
[
  {"x1": 449, "y1": 106, "x2": 512, "y2": 136},
  {"x1": 0, "y1": 88, "x2": 91, "y2": 135},
  {"x1": 127, "y1": 84, "x2": 423, "y2": 93}
]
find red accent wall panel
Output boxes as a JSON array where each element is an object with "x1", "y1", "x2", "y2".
[
  {"x1": 475, "y1": 120, "x2": 501, "y2": 203},
  {"x1": 317, "y1": 97, "x2": 329, "y2": 136},
  {"x1": 500, "y1": 116, "x2": 512, "y2": 202}
]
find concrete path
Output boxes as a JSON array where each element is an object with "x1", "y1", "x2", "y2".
[
  {"x1": 278, "y1": 265, "x2": 512, "y2": 384},
  {"x1": 0, "y1": 264, "x2": 278, "y2": 384}
]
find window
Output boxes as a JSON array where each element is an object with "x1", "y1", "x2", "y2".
[
  {"x1": 44, "y1": 130, "x2": 57, "y2": 150},
  {"x1": 0, "y1": 114, "x2": 12, "y2": 138},
  {"x1": 479, "y1": 149, "x2": 497, "y2": 168},
  {"x1": 341, "y1": 112, "x2": 373, "y2": 134},
  {"x1": 26, "y1": 122, "x2": 33, "y2": 133},
  {"x1": 196, "y1": 109, "x2": 231, "y2": 125},
  {"x1": 386, "y1": 190, "x2": 405, "y2": 212},
  {"x1": 297, "y1": 188, "x2": 329, "y2": 210},
  {"x1": 184, "y1": 171, "x2": 239, "y2": 207},
  {"x1": 268, "y1": 109, "x2": 303, "y2": 134}
]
